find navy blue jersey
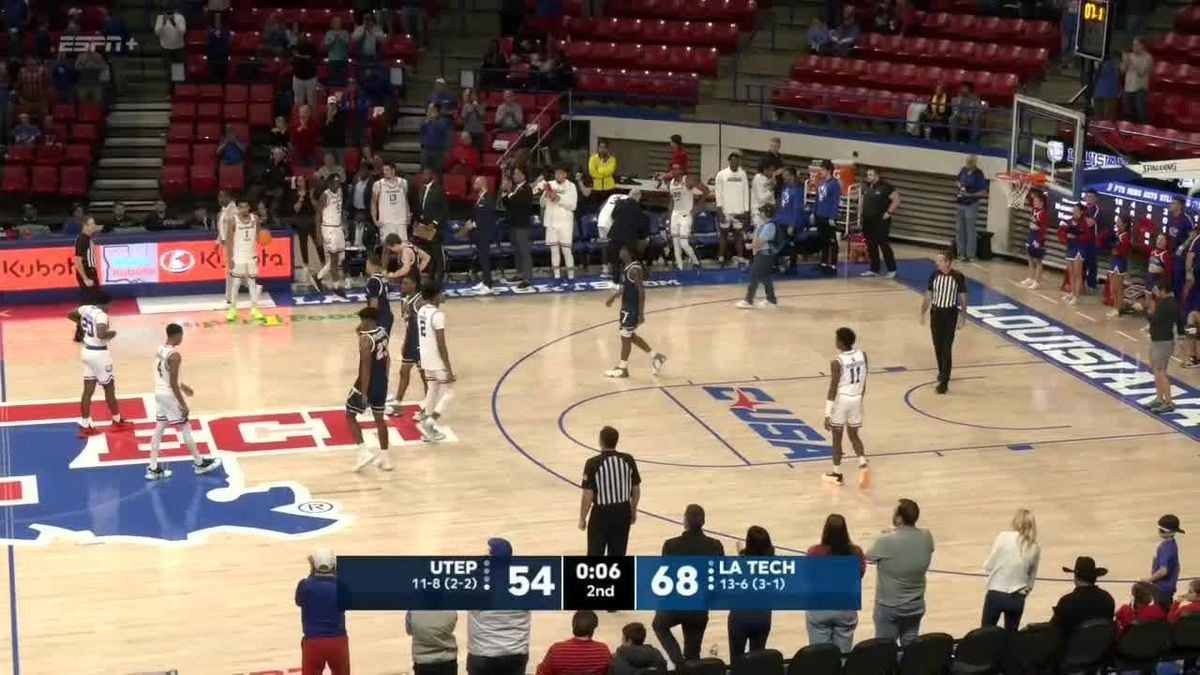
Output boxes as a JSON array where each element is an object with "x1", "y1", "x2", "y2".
[
  {"x1": 401, "y1": 293, "x2": 422, "y2": 364},
  {"x1": 365, "y1": 273, "x2": 393, "y2": 332},
  {"x1": 622, "y1": 262, "x2": 642, "y2": 313}
]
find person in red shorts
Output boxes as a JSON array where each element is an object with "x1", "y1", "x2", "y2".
[
  {"x1": 1115, "y1": 581, "x2": 1167, "y2": 639},
  {"x1": 296, "y1": 549, "x2": 350, "y2": 675},
  {"x1": 536, "y1": 610, "x2": 612, "y2": 675}
]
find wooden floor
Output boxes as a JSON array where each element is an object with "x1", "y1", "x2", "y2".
[{"x1": 0, "y1": 246, "x2": 1196, "y2": 674}]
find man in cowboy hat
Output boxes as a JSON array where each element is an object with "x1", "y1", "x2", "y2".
[
  {"x1": 1051, "y1": 556, "x2": 1115, "y2": 639},
  {"x1": 1147, "y1": 514, "x2": 1184, "y2": 609}
]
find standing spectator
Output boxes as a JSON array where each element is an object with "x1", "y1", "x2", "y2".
[
  {"x1": 419, "y1": 103, "x2": 451, "y2": 170},
  {"x1": 668, "y1": 134, "x2": 688, "y2": 174},
  {"x1": 64, "y1": 204, "x2": 88, "y2": 236},
  {"x1": 325, "y1": 16, "x2": 351, "y2": 85},
  {"x1": 494, "y1": 90, "x2": 524, "y2": 131},
  {"x1": 416, "y1": 168, "x2": 449, "y2": 283},
  {"x1": 50, "y1": 54, "x2": 75, "y2": 105},
  {"x1": 468, "y1": 538, "x2": 532, "y2": 675},
  {"x1": 737, "y1": 203, "x2": 780, "y2": 308},
  {"x1": 1060, "y1": 0, "x2": 1078, "y2": 71},
  {"x1": 1051, "y1": 556, "x2": 1115, "y2": 639},
  {"x1": 480, "y1": 40, "x2": 509, "y2": 89},
  {"x1": 322, "y1": 96, "x2": 348, "y2": 160},
  {"x1": 460, "y1": 88, "x2": 487, "y2": 151},
  {"x1": 831, "y1": 7, "x2": 861, "y2": 56},
  {"x1": 776, "y1": 166, "x2": 806, "y2": 273},
  {"x1": 536, "y1": 610, "x2": 611, "y2": 675},
  {"x1": 922, "y1": 79, "x2": 951, "y2": 140},
  {"x1": 295, "y1": 549, "x2": 349, "y2": 675},
  {"x1": 262, "y1": 11, "x2": 291, "y2": 56},
  {"x1": 715, "y1": 152, "x2": 750, "y2": 268},
  {"x1": 610, "y1": 623, "x2": 668, "y2": 675},
  {"x1": 579, "y1": 426, "x2": 641, "y2": 557},
  {"x1": 813, "y1": 159, "x2": 841, "y2": 273},
  {"x1": 103, "y1": 9, "x2": 131, "y2": 94},
  {"x1": 728, "y1": 526, "x2": 775, "y2": 662},
  {"x1": 217, "y1": 125, "x2": 246, "y2": 165},
  {"x1": 286, "y1": 174, "x2": 325, "y2": 285},
  {"x1": 1147, "y1": 514, "x2": 1183, "y2": 610},
  {"x1": 867, "y1": 498, "x2": 935, "y2": 647},
  {"x1": 315, "y1": 151, "x2": 348, "y2": 187},
  {"x1": 207, "y1": 13, "x2": 231, "y2": 82},
  {"x1": 74, "y1": 49, "x2": 107, "y2": 106},
  {"x1": 587, "y1": 140, "x2": 617, "y2": 206},
  {"x1": 758, "y1": 136, "x2": 783, "y2": 174},
  {"x1": 207, "y1": 0, "x2": 230, "y2": 24},
  {"x1": 427, "y1": 77, "x2": 458, "y2": 112},
  {"x1": 808, "y1": 17, "x2": 832, "y2": 53},
  {"x1": 806, "y1": 514, "x2": 866, "y2": 652},
  {"x1": 154, "y1": 9, "x2": 186, "y2": 68},
  {"x1": 18, "y1": 57, "x2": 50, "y2": 116},
  {"x1": 349, "y1": 164, "x2": 376, "y2": 250},
  {"x1": 1170, "y1": 579, "x2": 1200, "y2": 622},
  {"x1": 1115, "y1": 582, "x2": 1168, "y2": 639},
  {"x1": 291, "y1": 104, "x2": 320, "y2": 167},
  {"x1": 186, "y1": 204, "x2": 213, "y2": 231},
  {"x1": 501, "y1": 167, "x2": 534, "y2": 289},
  {"x1": 1092, "y1": 51, "x2": 1120, "y2": 120},
  {"x1": 262, "y1": 147, "x2": 291, "y2": 204},
  {"x1": 751, "y1": 161, "x2": 778, "y2": 234},
  {"x1": 351, "y1": 13, "x2": 387, "y2": 63},
  {"x1": 292, "y1": 34, "x2": 320, "y2": 108},
  {"x1": 467, "y1": 175, "x2": 497, "y2": 293},
  {"x1": 652, "y1": 504, "x2": 724, "y2": 669},
  {"x1": 981, "y1": 509, "x2": 1040, "y2": 632},
  {"x1": 269, "y1": 115, "x2": 289, "y2": 149},
  {"x1": 955, "y1": 155, "x2": 987, "y2": 261},
  {"x1": 859, "y1": 167, "x2": 900, "y2": 278},
  {"x1": 921, "y1": 249, "x2": 968, "y2": 394},
  {"x1": 1145, "y1": 282, "x2": 1180, "y2": 413},
  {"x1": 407, "y1": 610, "x2": 458, "y2": 675},
  {"x1": 1121, "y1": 38, "x2": 1152, "y2": 123},
  {"x1": 949, "y1": 83, "x2": 984, "y2": 144},
  {"x1": 11, "y1": 112, "x2": 39, "y2": 144},
  {"x1": 445, "y1": 131, "x2": 481, "y2": 174}
]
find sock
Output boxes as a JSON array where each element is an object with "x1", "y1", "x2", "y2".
[
  {"x1": 651, "y1": 352, "x2": 662, "y2": 362},
  {"x1": 316, "y1": 258, "x2": 331, "y2": 281},
  {"x1": 422, "y1": 380, "x2": 442, "y2": 419},
  {"x1": 561, "y1": 246, "x2": 575, "y2": 276},
  {"x1": 618, "y1": 360, "x2": 628, "y2": 368},
  {"x1": 180, "y1": 424, "x2": 203, "y2": 463},
  {"x1": 81, "y1": 416, "x2": 92, "y2": 428},
  {"x1": 225, "y1": 275, "x2": 237, "y2": 306},
  {"x1": 550, "y1": 245, "x2": 561, "y2": 276},
  {"x1": 434, "y1": 384, "x2": 455, "y2": 417},
  {"x1": 858, "y1": 455, "x2": 869, "y2": 467},
  {"x1": 248, "y1": 277, "x2": 261, "y2": 308},
  {"x1": 149, "y1": 420, "x2": 166, "y2": 469},
  {"x1": 830, "y1": 461, "x2": 842, "y2": 475},
  {"x1": 680, "y1": 239, "x2": 698, "y2": 266},
  {"x1": 672, "y1": 237, "x2": 684, "y2": 268}
]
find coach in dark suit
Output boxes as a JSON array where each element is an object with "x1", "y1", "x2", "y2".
[
  {"x1": 608, "y1": 188, "x2": 648, "y2": 283},
  {"x1": 653, "y1": 504, "x2": 725, "y2": 669},
  {"x1": 469, "y1": 176, "x2": 497, "y2": 291},
  {"x1": 416, "y1": 167, "x2": 449, "y2": 283},
  {"x1": 501, "y1": 166, "x2": 535, "y2": 289}
]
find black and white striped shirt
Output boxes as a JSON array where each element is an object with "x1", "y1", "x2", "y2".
[
  {"x1": 582, "y1": 450, "x2": 641, "y2": 507},
  {"x1": 926, "y1": 270, "x2": 966, "y2": 309}
]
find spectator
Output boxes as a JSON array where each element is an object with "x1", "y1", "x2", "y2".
[
  {"x1": 262, "y1": 11, "x2": 291, "y2": 56},
  {"x1": 867, "y1": 498, "x2": 935, "y2": 647},
  {"x1": 351, "y1": 13, "x2": 387, "y2": 62},
  {"x1": 143, "y1": 200, "x2": 186, "y2": 231},
  {"x1": 610, "y1": 622, "x2": 667, "y2": 675},
  {"x1": 263, "y1": 147, "x2": 291, "y2": 199},
  {"x1": 18, "y1": 57, "x2": 49, "y2": 116},
  {"x1": 808, "y1": 17, "x2": 832, "y2": 54},
  {"x1": 407, "y1": 610, "x2": 458, "y2": 675},
  {"x1": 831, "y1": 7, "x2": 860, "y2": 56},
  {"x1": 653, "y1": 504, "x2": 724, "y2": 669},
  {"x1": 776, "y1": 166, "x2": 806, "y2": 273},
  {"x1": 460, "y1": 88, "x2": 486, "y2": 150},
  {"x1": 728, "y1": 526, "x2": 775, "y2": 662},
  {"x1": 256, "y1": 199, "x2": 279, "y2": 229},
  {"x1": 813, "y1": 159, "x2": 841, "y2": 273},
  {"x1": 285, "y1": 174, "x2": 324, "y2": 283},
  {"x1": 42, "y1": 114, "x2": 66, "y2": 145},
  {"x1": 1092, "y1": 50, "x2": 1120, "y2": 120},
  {"x1": 102, "y1": 9, "x2": 130, "y2": 93},
  {"x1": 291, "y1": 104, "x2": 320, "y2": 167},
  {"x1": 445, "y1": 131, "x2": 481, "y2": 174},
  {"x1": 668, "y1": 134, "x2": 688, "y2": 174},
  {"x1": 981, "y1": 508, "x2": 1040, "y2": 632},
  {"x1": 536, "y1": 610, "x2": 611, "y2": 675},
  {"x1": 950, "y1": 83, "x2": 984, "y2": 144},
  {"x1": 1060, "y1": 0, "x2": 1078, "y2": 71},
  {"x1": 296, "y1": 548, "x2": 349, "y2": 675},
  {"x1": 269, "y1": 115, "x2": 290, "y2": 149},
  {"x1": 480, "y1": 40, "x2": 509, "y2": 89},
  {"x1": 1169, "y1": 579, "x2": 1200, "y2": 622},
  {"x1": 758, "y1": 136, "x2": 783, "y2": 174},
  {"x1": 895, "y1": 0, "x2": 918, "y2": 34},
  {"x1": 217, "y1": 125, "x2": 246, "y2": 165},
  {"x1": 1121, "y1": 38, "x2": 1152, "y2": 123},
  {"x1": 49, "y1": 53, "x2": 75, "y2": 104},
  {"x1": 1147, "y1": 514, "x2": 1183, "y2": 610},
  {"x1": 207, "y1": 0, "x2": 230, "y2": 24},
  {"x1": 62, "y1": 204, "x2": 87, "y2": 236},
  {"x1": 1145, "y1": 281, "x2": 1179, "y2": 412},
  {"x1": 954, "y1": 155, "x2": 987, "y2": 262},
  {"x1": 107, "y1": 202, "x2": 135, "y2": 230},
  {"x1": 315, "y1": 151, "x2": 347, "y2": 187},
  {"x1": 419, "y1": 103, "x2": 451, "y2": 170},
  {"x1": 534, "y1": 54, "x2": 570, "y2": 91},
  {"x1": 349, "y1": 164, "x2": 376, "y2": 250},
  {"x1": 325, "y1": 16, "x2": 352, "y2": 86},
  {"x1": 467, "y1": 538, "x2": 531, "y2": 675},
  {"x1": 873, "y1": 0, "x2": 897, "y2": 34},
  {"x1": 427, "y1": 77, "x2": 457, "y2": 113},
  {"x1": 922, "y1": 79, "x2": 951, "y2": 140},
  {"x1": 206, "y1": 12, "x2": 231, "y2": 82},
  {"x1": 1051, "y1": 556, "x2": 1115, "y2": 639},
  {"x1": 608, "y1": 189, "x2": 648, "y2": 283},
  {"x1": 154, "y1": 9, "x2": 186, "y2": 66},
  {"x1": 186, "y1": 204, "x2": 214, "y2": 231},
  {"x1": 322, "y1": 95, "x2": 348, "y2": 158},
  {"x1": 399, "y1": 0, "x2": 425, "y2": 46},
  {"x1": 292, "y1": 34, "x2": 320, "y2": 108},
  {"x1": 4, "y1": 0, "x2": 28, "y2": 32},
  {"x1": 806, "y1": 514, "x2": 866, "y2": 652},
  {"x1": 74, "y1": 49, "x2": 107, "y2": 106},
  {"x1": 587, "y1": 140, "x2": 617, "y2": 206},
  {"x1": 500, "y1": 166, "x2": 534, "y2": 289},
  {"x1": 467, "y1": 175, "x2": 497, "y2": 293},
  {"x1": 1115, "y1": 581, "x2": 1167, "y2": 639},
  {"x1": 494, "y1": 90, "x2": 524, "y2": 131},
  {"x1": 11, "y1": 112, "x2": 39, "y2": 144}
]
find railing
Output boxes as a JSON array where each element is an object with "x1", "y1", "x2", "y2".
[
  {"x1": 473, "y1": 67, "x2": 699, "y2": 111},
  {"x1": 496, "y1": 93, "x2": 571, "y2": 169}
]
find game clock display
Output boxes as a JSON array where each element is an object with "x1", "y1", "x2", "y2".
[{"x1": 1074, "y1": 0, "x2": 1112, "y2": 62}]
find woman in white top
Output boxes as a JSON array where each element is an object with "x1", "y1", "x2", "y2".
[{"x1": 982, "y1": 508, "x2": 1041, "y2": 631}]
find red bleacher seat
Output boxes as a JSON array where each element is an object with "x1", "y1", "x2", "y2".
[
  {"x1": 194, "y1": 122, "x2": 221, "y2": 142},
  {"x1": 171, "y1": 102, "x2": 196, "y2": 122},
  {"x1": 51, "y1": 103, "x2": 76, "y2": 121},
  {"x1": 194, "y1": 143, "x2": 218, "y2": 161},
  {"x1": 382, "y1": 34, "x2": 417, "y2": 60},
  {"x1": 63, "y1": 145, "x2": 92, "y2": 165},
  {"x1": 186, "y1": 55, "x2": 208, "y2": 81},
  {"x1": 70, "y1": 123, "x2": 98, "y2": 146},
  {"x1": 224, "y1": 84, "x2": 248, "y2": 104},
  {"x1": 30, "y1": 165, "x2": 58, "y2": 196},
  {"x1": 196, "y1": 102, "x2": 222, "y2": 122},
  {"x1": 1177, "y1": 4, "x2": 1200, "y2": 33},
  {"x1": 60, "y1": 166, "x2": 88, "y2": 198},
  {"x1": 219, "y1": 164, "x2": 245, "y2": 191},
  {"x1": 249, "y1": 84, "x2": 274, "y2": 103},
  {"x1": 167, "y1": 122, "x2": 193, "y2": 143},
  {"x1": 185, "y1": 29, "x2": 206, "y2": 50},
  {"x1": 175, "y1": 83, "x2": 199, "y2": 102},
  {"x1": 5, "y1": 144, "x2": 33, "y2": 165},
  {"x1": 164, "y1": 143, "x2": 191, "y2": 165},
  {"x1": 225, "y1": 103, "x2": 248, "y2": 123},
  {"x1": 198, "y1": 84, "x2": 223, "y2": 102},
  {"x1": 34, "y1": 144, "x2": 64, "y2": 165},
  {"x1": 231, "y1": 32, "x2": 261, "y2": 55},
  {"x1": 190, "y1": 163, "x2": 217, "y2": 194},
  {"x1": 248, "y1": 103, "x2": 273, "y2": 128},
  {"x1": 1, "y1": 165, "x2": 28, "y2": 194},
  {"x1": 76, "y1": 105, "x2": 104, "y2": 124}
]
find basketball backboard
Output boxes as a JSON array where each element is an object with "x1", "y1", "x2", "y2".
[{"x1": 1010, "y1": 94, "x2": 1087, "y2": 199}]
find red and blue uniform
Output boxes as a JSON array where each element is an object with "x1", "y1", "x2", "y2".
[
  {"x1": 1148, "y1": 246, "x2": 1172, "y2": 290},
  {"x1": 1059, "y1": 215, "x2": 1093, "y2": 261},
  {"x1": 1026, "y1": 208, "x2": 1048, "y2": 259},
  {"x1": 1109, "y1": 228, "x2": 1131, "y2": 275}
]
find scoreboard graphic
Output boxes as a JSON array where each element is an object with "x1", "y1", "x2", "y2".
[{"x1": 336, "y1": 556, "x2": 861, "y2": 612}]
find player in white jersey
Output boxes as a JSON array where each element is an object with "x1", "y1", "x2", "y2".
[
  {"x1": 315, "y1": 172, "x2": 349, "y2": 298},
  {"x1": 371, "y1": 161, "x2": 411, "y2": 243},
  {"x1": 67, "y1": 291, "x2": 131, "y2": 436},
  {"x1": 823, "y1": 327, "x2": 870, "y2": 486},
  {"x1": 415, "y1": 283, "x2": 455, "y2": 442},
  {"x1": 539, "y1": 165, "x2": 578, "y2": 280},
  {"x1": 145, "y1": 323, "x2": 221, "y2": 480},
  {"x1": 665, "y1": 161, "x2": 708, "y2": 271},
  {"x1": 223, "y1": 197, "x2": 265, "y2": 323}
]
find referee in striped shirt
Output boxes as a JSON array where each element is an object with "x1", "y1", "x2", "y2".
[
  {"x1": 579, "y1": 426, "x2": 641, "y2": 556},
  {"x1": 920, "y1": 249, "x2": 968, "y2": 394}
]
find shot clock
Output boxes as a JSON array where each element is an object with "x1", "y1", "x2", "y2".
[{"x1": 1074, "y1": 0, "x2": 1112, "y2": 62}]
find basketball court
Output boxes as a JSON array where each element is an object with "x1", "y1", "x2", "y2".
[{"x1": 0, "y1": 248, "x2": 1196, "y2": 674}]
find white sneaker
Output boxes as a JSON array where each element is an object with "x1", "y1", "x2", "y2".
[
  {"x1": 651, "y1": 353, "x2": 667, "y2": 376},
  {"x1": 412, "y1": 407, "x2": 425, "y2": 421},
  {"x1": 860, "y1": 270, "x2": 878, "y2": 277},
  {"x1": 1018, "y1": 278, "x2": 1032, "y2": 286},
  {"x1": 374, "y1": 450, "x2": 394, "y2": 471},
  {"x1": 470, "y1": 282, "x2": 488, "y2": 292},
  {"x1": 756, "y1": 300, "x2": 776, "y2": 308},
  {"x1": 883, "y1": 271, "x2": 896, "y2": 279},
  {"x1": 735, "y1": 300, "x2": 754, "y2": 309},
  {"x1": 1067, "y1": 296, "x2": 1078, "y2": 306},
  {"x1": 145, "y1": 465, "x2": 172, "y2": 480},
  {"x1": 604, "y1": 366, "x2": 629, "y2": 378},
  {"x1": 353, "y1": 447, "x2": 375, "y2": 472},
  {"x1": 419, "y1": 419, "x2": 447, "y2": 443},
  {"x1": 1027, "y1": 282, "x2": 1039, "y2": 290},
  {"x1": 1107, "y1": 309, "x2": 1120, "y2": 317}
]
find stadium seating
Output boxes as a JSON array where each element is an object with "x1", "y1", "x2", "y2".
[
  {"x1": 784, "y1": 55, "x2": 1018, "y2": 106},
  {"x1": 603, "y1": 0, "x2": 758, "y2": 30},
  {"x1": 852, "y1": 34, "x2": 1048, "y2": 79},
  {"x1": 544, "y1": 17, "x2": 742, "y2": 53},
  {"x1": 574, "y1": 68, "x2": 702, "y2": 105},
  {"x1": 553, "y1": 40, "x2": 720, "y2": 76},
  {"x1": 1088, "y1": 121, "x2": 1200, "y2": 159}
]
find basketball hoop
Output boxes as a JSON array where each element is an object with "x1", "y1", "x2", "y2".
[{"x1": 996, "y1": 171, "x2": 1049, "y2": 208}]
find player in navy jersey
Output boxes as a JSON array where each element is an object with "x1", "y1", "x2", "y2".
[
  {"x1": 604, "y1": 246, "x2": 667, "y2": 378},
  {"x1": 387, "y1": 274, "x2": 428, "y2": 419},
  {"x1": 1107, "y1": 214, "x2": 1133, "y2": 317},
  {"x1": 347, "y1": 306, "x2": 392, "y2": 472},
  {"x1": 363, "y1": 252, "x2": 393, "y2": 334}
]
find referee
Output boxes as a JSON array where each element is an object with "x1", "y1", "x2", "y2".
[
  {"x1": 579, "y1": 426, "x2": 641, "y2": 556},
  {"x1": 920, "y1": 249, "x2": 968, "y2": 394},
  {"x1": 72, "y1": 217, "x2": 101, "y2": 342}
]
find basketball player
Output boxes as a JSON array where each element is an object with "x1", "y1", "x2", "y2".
[
  {"x1": 372, "y1": 161, "x2": 411, "y2": 243},
  {"x1": 67, "y1": 291, "x2": 131, "y2": 437},
  {"x1": 823, "y1": 327, "x2": 869, "y2": 487},
  {"x1": 347, "y1": 306, "x2": 392, "y2": 471},
  {"x1": 363, "y1": 252, "x2": 393, "y2": 335},
  {"x1": 604, "y1": 246, "x2": 667, "y2": 378},
  {"x1": 145, "y1": 323, "x2": 221, "y2": 480},
  {"x1": 387, "y1": 274, "x2": 428, "y2": 418},
  {"x1": 1019, "y1": 191, "x2": 1048, "y2": 289},
  {"x1": 541, "y1": 165, "x2": 578, "y2": 280},
  {"x1": 416, "y1": 283, "x2": 454, "y2": 443},
  {"x1": 715, "y1": 152, "x2": 750, "y2": 267},
  {"x1": 224, "y1": 197, "x2": 265, "y2": 323},
  {"x1": 315, "y1": 172, "x2": 349, "y2": 299},
  {"x1": 666, "y1": 162, "x2": 708, "y2": 271},
  {"x1": 383, "y1": 232, "x2": 430, "y2": 286}
]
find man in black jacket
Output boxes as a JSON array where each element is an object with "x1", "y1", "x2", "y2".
[
  {"x1": 501, "y1": 166, "x2": 534, "y2": 289},
  {"x1": 1051, "y1": 556, "x2": 1115, "y2": 639},
  {"x1": 652, "y1": 504, "x2": 724, "y2": 669},
  {"x1": 416, "y1": 167, "x2": 448, "y2": 284},
  {"x1": 608, "y1": 188, "x2": 648, "y2": 284},
  {"x1": 468, "y1": 176, "x2": 497, "y2": 293}
]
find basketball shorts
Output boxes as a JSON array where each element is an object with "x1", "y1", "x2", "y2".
[
  {"x1": 1064, "y1": 244, "x2": 1082, "y2": 261},
  {"x1": 669, "y1": 212, "x2": 693, "y2": 238},
  {"x1": 545, "y1": 220, "x2": 574, "y2": 247},
  {"x1": 1026, "y1": 242, "x2": 1044, "y2": 260},
  {"x1": 402, "y1": 333, "x2": 421, "y2": 365},
  {"x1": 378, "y1": 221, "x2": 407, "y2": 243},
  {"x1": 1110, "y1": 255, "x2": 1128, "y2": 275},
  {"x1": 346, "y1": 378, "x2": 388, "y2": 415},
  {"x1": 322, "y1": 225, "x2": 346, "y2": 254},
  {"x1": 231, "y1": 258, "x2": 259, "y2": 277},
  {"x1": 619, "y1": 309, "x2": 639, "y2": 338},
  {"x1": 719, "y1": 212, "x2": 748, "y2": 230},
  {"x1": 154, "y1": 391, "x2": 187, "y2": 426},
  {"x1": 81, "y1": 347, "x2": 114, "y2": 385},
  {"x1": 829, "y1": 395, "x2": 863, "y2": 427}
]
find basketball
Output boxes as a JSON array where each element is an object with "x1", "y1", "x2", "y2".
[{"x1": 257, "y1": 229, "x2": 272, "y2": 246}]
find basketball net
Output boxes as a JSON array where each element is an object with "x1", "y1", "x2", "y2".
[{"x1": 996, "y1": 171, "x2": 1049, "y2": 208}]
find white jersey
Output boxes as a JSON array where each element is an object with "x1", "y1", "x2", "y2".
[
  {"x1": 836, "y1": 348, "x2": 867, "y2": 398},
  {"x1": 751, "y1": 172, "x2": 774, "y2": 219},
  {"x1": 232, "y1": 214, "x2": 257, "y2": 263},
  {"x1": 374, "y1": 177, "x2": 411, "y2": 225},
  {"x1": 416, "y1": 304, "x2": 447, "y2": 371},
  {"x1": 78, "y1": 305, "x2": 110, "y2": 348},
  {"x1": 669, "y1": 177, "x2": 695, "y2": 215},
  {"x1": 217, "y1": 201, "x2": 237, "y2": 244},
  {"x1": 597, "y1": 194, "x2": 626, "y2": 238},
  {"x1": 541, "y1": 179, "x2": 578, "y2": 229},
  {"x1": 714, "y1": 166, "x2": 750, "y2": 214},
  {"x1": 321, "y1": 189, "x2": 343, "y2": 228},
  {"x1": 154, "y1": 344, "x2": 179, "y2": 395}
]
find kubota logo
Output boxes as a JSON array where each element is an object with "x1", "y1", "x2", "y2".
[{"x1": 159, "y1": 250, "x2": 195, "y2": 273}]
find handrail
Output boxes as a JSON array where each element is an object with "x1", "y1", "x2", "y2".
[{"x1": 495, "y1": 92, "x2": 569, "y2": 169}]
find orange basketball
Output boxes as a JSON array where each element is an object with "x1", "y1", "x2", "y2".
[{"x1": 257, "y1": 229, "x2": 272, "y2": 246}]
